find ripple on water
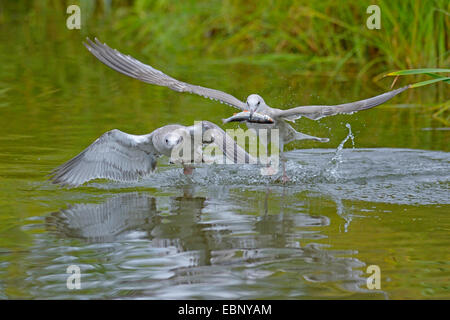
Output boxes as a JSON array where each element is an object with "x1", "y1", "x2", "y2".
[
  {"x1": 78, "y1": 148, "x2": 449, "y2": 205},
  {"x1": 18, "y1": 147, "x2": 447, "y2": 299}
]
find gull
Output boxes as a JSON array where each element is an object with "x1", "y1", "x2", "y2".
[
  {"x1": 83, "y1": 38, "x2": 411, "y2": 182},
  {"x1": 49, "y1": 121, "x2": 254, "y2": 187}
]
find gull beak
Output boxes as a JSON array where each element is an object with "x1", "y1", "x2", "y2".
[{"x1": 249, "y1": 109, "x2": 254, "y2": 121}]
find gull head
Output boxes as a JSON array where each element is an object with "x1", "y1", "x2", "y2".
[
  {"x1": 165, "y1": 129, "x2": 191, "y2": 164},
  {"x1": 246, "y1": 94, "x2": 265, "y2": 117},
  {"x1": 164, "y1": 132, "x2": 183, "y2": 149}
]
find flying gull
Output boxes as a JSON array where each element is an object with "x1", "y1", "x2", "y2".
[{"x1": 83, "y1": 38, "x2": 411, "y2": 182}]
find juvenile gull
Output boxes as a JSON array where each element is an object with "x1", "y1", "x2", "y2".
[
  {"x1": 50, "y1": 121, "x2": 254, "y2": 187},
  {"x1": 84, "y1": 38, "x2": 411, "y2": 182}
]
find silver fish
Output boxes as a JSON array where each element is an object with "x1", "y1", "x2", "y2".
[{"x1": 222, "y1": 111, "x2": 274, "y2": 124}]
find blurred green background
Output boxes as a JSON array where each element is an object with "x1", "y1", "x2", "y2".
[
  {"x1": 1, "y1": 0, "x2": 448, "y2": 125},
  {"x1": 4, "y1": 0, "x2": 449, "y2": 68}
]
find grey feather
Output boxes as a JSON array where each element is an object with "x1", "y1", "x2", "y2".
[
  {"x1": 200, "y1": 121, "x2": 257, "y2": 164},
  {"x1": 83, "y1": 38, "x2": 247, "y2": 111},
  {"x1": 50, "y1": 129, "x2": 157, "y2": 187},
  {"x1": 49, "y1": 122, "x2": 256, "y2": 187},
  {"x1": 273, "y1": 85, "x2": 410, "y2": 121},
  {"x1": 80, "y1": 36, "x2": 413, "y2": 178}
]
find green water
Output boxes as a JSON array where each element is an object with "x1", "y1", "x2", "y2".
[{"x1": 0, "y1": 13, "x2": 449, "y2": 300}]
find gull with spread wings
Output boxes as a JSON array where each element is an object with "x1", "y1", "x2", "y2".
[
  {"x1": 84, "y1": 38, "x2": 411, "y2": 182},
  {"x1": 50, "y1": 121, "x2": 255, "y2": 187}
]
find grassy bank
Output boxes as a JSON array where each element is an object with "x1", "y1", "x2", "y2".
[{"x1": 3, "y1": 0, "x2": 449, "y2": 73}]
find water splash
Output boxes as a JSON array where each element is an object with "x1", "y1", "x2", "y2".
[
  {"x1": 326, "y1": 123, "x2": 354, "y2": 181},
  {"x1": 348, "y1": 124, "x2": 355, "y2": 149}
]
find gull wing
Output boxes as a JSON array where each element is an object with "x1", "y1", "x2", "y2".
[
  {"x1": 49, "y1": 129, "x2": 157, "y2": 187},
  {"x1": 273, "y1": 86, "x2": 410, "y2": 121},
  {"x1": 84, "y1": 38, "x2": 247, "y2": 111},
  {"x1": 189, "y1": 121, "x2": 257, "y2": 164}
]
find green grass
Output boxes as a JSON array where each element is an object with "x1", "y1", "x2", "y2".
[
  {"x1": 386, "y1": 68, "x2": 450, "y2": 86},
  {"x1": 111, "y1": 0, "x2": 449, "y2": 78},
  {"x1": 385, "y1": 68, "x2": 450, "y2": 125},
  {"x1": 4, "y1": 0, "x2": 447, "y2": 77}
]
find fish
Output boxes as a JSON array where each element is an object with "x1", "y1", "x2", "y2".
[{"x1": 222, "y1": 111, "x2": 274, "y2": 124}]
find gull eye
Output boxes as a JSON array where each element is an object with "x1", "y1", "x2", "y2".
[
  {"x1": 257, "y1": 101, "x2": 260, "y2": 106},
  {"x1": 165, "y1": 138, "x2": 169, "y2": 144}
]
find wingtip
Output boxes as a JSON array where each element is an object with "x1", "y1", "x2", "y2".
[
  {"x1": 94, "y1": 37, "x2": 103, "y2": 46},
  {"x1": 82, "y1": 41, "x2": 91, "y2": 50},
  {"x1": 83, "y1": 36, "x2": 96, "y2": 45},
  {"x1": 395, "y1": 84, "x2": 411, "y2": 92},
  {"x1": 84, "y1": 37, "x2": 97, "y2": 49}
]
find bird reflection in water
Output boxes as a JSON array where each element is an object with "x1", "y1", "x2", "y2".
[{"x1": 44, "y1": 188, "x2": 385, "y2": 298}]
